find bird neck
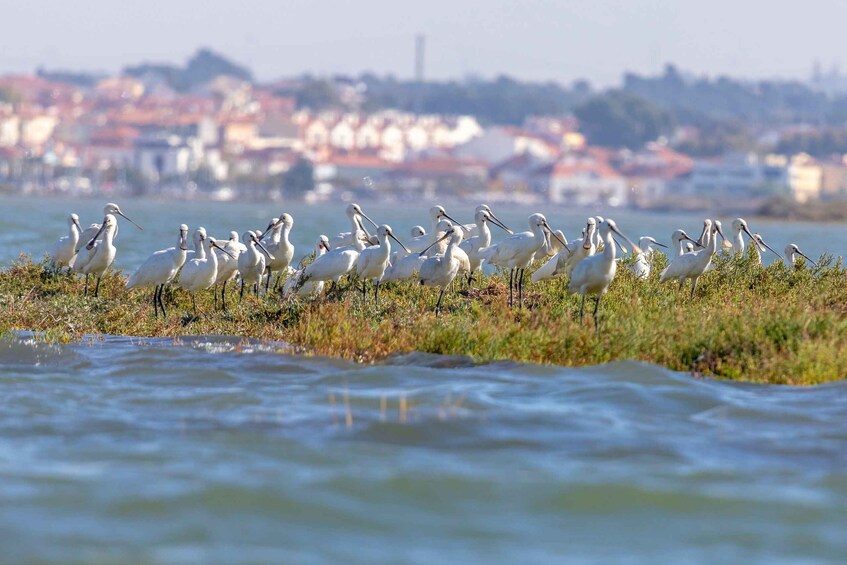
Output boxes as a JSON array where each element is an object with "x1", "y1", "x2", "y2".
[
  {"x1": 444, "y1": 238, "x2": 458, "y2": 260},
  {"x1": 479, "y1": 222, "x2": 492, "y2": 246},
  {"x1": 733, "y1": 230, "x2": 744, "y2": 250},
  {"x1": 603, "y1": 229, "x2": 616, "y2": 260},
  {"x1": 376, "y1": 235, "x2": 391, "y2": 258}
]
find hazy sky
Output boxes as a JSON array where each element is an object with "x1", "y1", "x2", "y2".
[{"x1": 1, "y1": 0, "x2": 843, "y2": 86}]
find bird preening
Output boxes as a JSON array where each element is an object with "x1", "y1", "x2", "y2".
[{"x1": 45, "y1": 203, "x2": 819, "y2": 327}]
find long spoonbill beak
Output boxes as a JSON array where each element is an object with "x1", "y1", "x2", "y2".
[
  {"x1": 419, "y1": 232, "x2": 452, "y2": 256},
  {"x1": 85, "y1": 219, "x2": 108, "y2": 250},
  {"x1": 612, "y1": 237, "x2": 629, "y2": 254},
  {"x1": 611, "y1": 224, "x2": 642, "y2": 255},
  {"x1": 387, "y1": 231, "x2": 411, "y2": 254},
  {"x1": 488, "y1": 214, "x2": 512, "y2": 234},
  {"x1": 252, "y1": 235, "x2": 276, "y2": 261},
  {"x1": 359, "y1": 210, "x2": 379, "y2": 230},
  {"x1": 488, "y1": 212, "x2": 513, "y2": 234},
  {"x1": 756, "y1": 235, "x2": 784, "y2": 260},
  {"x1": 541, "y1": 221, "x2": 567, "y2": 248},
  {"x1": 211, "y1": 240, "x2": 236, "y2": 259},
  {"x1": 797, "y1": 250, "x2": 818, "y2": 268},
  {"x1": 115, "y1": 210, "x2": 143, "y2": 231}
]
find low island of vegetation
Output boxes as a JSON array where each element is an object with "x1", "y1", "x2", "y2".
[{"x1": 1, "y1": 250, "x2": 844, "y2": 386}]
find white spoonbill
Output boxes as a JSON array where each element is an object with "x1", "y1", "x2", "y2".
[
  {"x1": 659, "y1": 220, "x2": 726, "y2": 298},
  {"x1": 238, "y1": 231, "x2": 275, "y2": 299},
  {"x1": 402, "y1": 225, "x2": 429, "y2": 255},
  {"x1": 49, "y1": 213, "x2": 83, "y2": 271},
  {"x1": 329, "y1": 203, "x2": 379, "y2": 248},
  {"x1": 76, "y1": 202, "x2": 143, "y2": 252},
  {"x1": 383, "y1": 245, "x2": 428, "y2": 283},
  {"x1": 559, "y1": 217, "x2": 598, "y2": 277},
  {"x1": 355, "y1": 225, "x2": 410, "y2": 303},
  {"x1": 729, "y1": 218, "x2": 760, "y2": 254},
  {"x1": 79, "y1": 214, "x2": 118, "y2": 297},
  {"x1": 630, "y1": 237, "x2": 668, "y2": 279},
  {"x1": 670, "y1": 229, "x2": 701, "y2": 256},
  {"x1": 283, "y1": 236, "x2": 330, "y2": 298},
  {"x1": 531, "y1": 229, "x2": 571, "y2": 283},
  {"x1": 479, "y1": 213, "x2": 566, "y2": 307},
  {"x1": 569, "y1": 219, "x2": 641, "y2": 326},
  {"x1": 749, "y1": 232, "x2": 783, "y2": 265},
  {"x1": 126, "y1": 224, "x2": 189, "y2": 317},
  {"x1": 460, "y1": 204, "x2": 512, "y2": 238},
  {"x1": 428, "y1": 205, "x2": 468, "y2": 240},
  {"x1": 693, "y1": 218, "x2": 711, "y2": 249},
  {"x1": 73, "y1": 203, "x2": 143, "y2": 276},
  {"x1": 213, "y1": 231, "x2": 245, "y2": 311},
  {"x1": 179, "y1": 233, "x2": 234, "y2": 314},
  {"x1": 460, "y1": 209, "x2": 511, "y2": 283},
  {"x1": 260, "y1": 213, "x2": 295, "y2": 292},
  {"x1": 419, "y1": 226, "x2": 464, "y2": 316},
  {"x1": 784, "y1": 244, "x2": 817, "y2": 268},
  {"x1": 299, "y1": 229, "x2": 367, "y2": 292}
]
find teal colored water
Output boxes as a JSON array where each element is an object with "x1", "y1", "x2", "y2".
[
  {"x1": 1, "y1": 196, "x2": 847, "y2": 562},
  {"x1": 1, "y1": 334, "x2": 846, "y2": 563}
]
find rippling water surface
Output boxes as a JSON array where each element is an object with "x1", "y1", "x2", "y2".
[
  {"x1": 2, "y1": 334, "x2": 846, "y2": 563},
  {"x1": 2, "y1": 196, "x2": 847, "y2": 562}
]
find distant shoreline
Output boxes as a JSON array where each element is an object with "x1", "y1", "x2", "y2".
[{"x1": 3, "y1": 190, "x2": 845, "y2": 223}]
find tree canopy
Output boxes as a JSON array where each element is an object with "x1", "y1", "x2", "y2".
[{"x1": 573, "y1": 91, "x2": 675, "y2": 149}]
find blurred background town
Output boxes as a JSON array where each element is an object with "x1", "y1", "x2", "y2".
[{"x1": 4, "y1": 42, "x2": 847, "y2": 217}]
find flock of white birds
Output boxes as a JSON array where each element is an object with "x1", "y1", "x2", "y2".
[{"x1": 46, "y1": 201, "x2": 818, "y2": 323}]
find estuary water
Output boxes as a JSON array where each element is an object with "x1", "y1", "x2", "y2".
[
  {"x1": 1, "y1": 334, "x2": 846, "y2": 563},
  {"x1": 1, "y1": 195, "x2": 847, "y2": 562}
]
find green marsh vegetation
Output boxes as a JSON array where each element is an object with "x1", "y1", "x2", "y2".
[{"x1": 1, "y1": 248, "x2": 845, "y2": 385}]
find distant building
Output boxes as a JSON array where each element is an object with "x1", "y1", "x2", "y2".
[
  {"x1": 787, "y1": 153, "x2": 823, "y2": 203},
  {"x1": 548, "y1": 151, "x2": 628, "y2": 206},
  {"x1": 135, "y1": 136, "x2": 193, "y2": 180},
  {"x1": 684, "y1": 153, "x2": 788, "y2": 200},
  {"x1": 455, "y1": 126, "x2": 558, "y2": 165}
]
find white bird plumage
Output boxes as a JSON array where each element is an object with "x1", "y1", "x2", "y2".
[
  {"x1": 300, "y1": 229, "x2": 367, "y2": 289},
  {"x1": 126, "y1": 224, "x2": 189, "y2": 317},
  {"x1": 784, "y1": 243, "x2": 816, "y2": 268},
  {"x1": 569, "y1": 219, "x2": 641, "y2": 325},
  {"x1": 49, "y1": 213, "x2": 82, "y2": 271},
  {"x1": 629, "y1": 236, "x2": 668, "y2": 279},
  {"x1": 419, "y1": 225, "x2": 464, "y2": 316},
  {"x1": 79, "y1": 214, "x2": 118, "y2": 297},
  {"x1": 460, "y1": 209, "x2": 511, "y2": 283},
  {"x1": 660, "y1": 220, "x2": 726, "y2": 297},
  {"x1": 329, "y1": 203, "x2": 379, "y2": 248},
  {"x1": 355, "y1": 224, "x2": 410, "y2": 302},
  {"x1": 237, "y1": 231, "x2": 275, "y2": 299},
  {"x1": 478, "y1": 213, "x2": 565, "y2": 307},
  {"x1": 284, "y1": 236, "x2": 330, "y2": 298},
  {"x1": 179, "y1": 231, "x2": 231, "y2": 314},
  {"x1": 261, "y1": 213, "x2": 295, "y2": 292}
]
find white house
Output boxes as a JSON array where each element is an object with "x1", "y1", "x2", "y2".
[
  {"x1": 135, "y1": 135, "x2": 193, "y2": 181},
  {"x1": 548, "y1": 154, "x2": 628, "y2": 206},
  {"x1": 455, "y1": 127, "x2": 555, "y2": 165}
]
